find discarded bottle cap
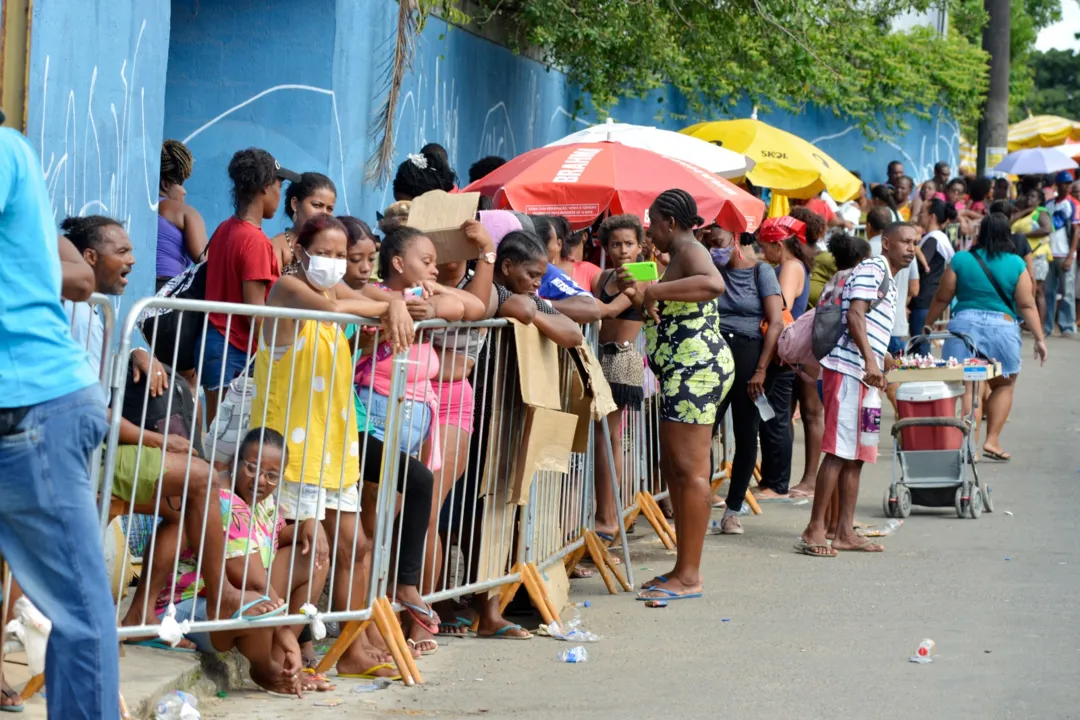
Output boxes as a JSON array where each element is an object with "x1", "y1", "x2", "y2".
[{"x1": 644, "y1": 600, "x2": 668, "y2": 608}]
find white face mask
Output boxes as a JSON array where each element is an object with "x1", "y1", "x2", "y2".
[{"x1": 303, "y1": 250, "x2": 346, "y2": 290}]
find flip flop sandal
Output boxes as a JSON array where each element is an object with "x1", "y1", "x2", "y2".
[
  {"x1": 1, "y1": 687, "x2": 24, "y2": 713},
  {"x1": 123, "y1": 638, "x2": 197, "y2": 653},
  {"x1": 301, "y1": 668, "x2": 336, "y2": 692},
  {"x1": 233, "y1": 594, "x2": 287, "y2": 621},
  {"x1": 438, "y1": 616, "x2": 473, "y2": 635},
  {"x1": 639, "y1": 574, "x2": 668, "y2": 590},
  {"x1": 569, "y1": 567, "x2": 595, "y2": 579},
  {"x1": 407, "y1": 638, "x2": 439, "y2": 656},
  {"x1": 793, "y1": 540, "x2": 836, "y2": 558},
  {"x1": 337, "y1": 663, "x2": 403, "y2": 681},
  {"x1": 474, "y1": 624, "x2": 532, "y2": 640},
  {"x1": 982, "y1": 448, "x2": 1011, "y2": 462},
  {"x1": 400, "y1": 601, "x2": 440, "y2": 635},
  {"x1": 837, "y1": 541, "x2": 885, "y2": 553},
  {"x1": 635, "y1": 586, "x2": 703, "y2": 601}
]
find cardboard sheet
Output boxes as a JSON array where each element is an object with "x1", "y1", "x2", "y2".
[
  {"x1": 512, "y1": 406, "x2": 578, "y2": 505},
  {"x1": 569, "y1": 343, "x2": 619, "y2": 419},
  {"x1": 406, "y1": 189, "x2": 481, "y2": 263},
  {"x1": 512, "y1": 321, "x2": 563, "y2": 410}
]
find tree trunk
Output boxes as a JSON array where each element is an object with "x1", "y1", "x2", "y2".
[{"x1": 977, "y1": 0, "x2": 1010, "y2": 176}]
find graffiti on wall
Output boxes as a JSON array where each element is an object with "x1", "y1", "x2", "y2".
[{"x1": 36, "y1": 19, "x2": 157, "y2": 227}]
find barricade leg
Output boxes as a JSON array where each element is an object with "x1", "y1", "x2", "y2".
[
  {"x1": 380, "y1": 598, "x2": 422, "y2": 685},
  {"x1": 521, "y1": 563, "x2": 559, "y2": 627},
  {"x1": 636, "y1": 491, "x2": 677, "y2": 549},
  {"x1": 314, "y1": 619, "x2": 371, "y2": 676},
  {"x1": 599, "y1": 415, "x2": 634, "y2": 590},
  {"x1": 744, "y1": 490, "x2": 763, "y2": 516},
  {"x1": 371, "y1": 599, "x2": 416, "y2": 686}
]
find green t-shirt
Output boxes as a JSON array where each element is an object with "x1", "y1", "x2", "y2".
[
  {"x1": 808, "y1": 251, "x2": 837, "y2": 308},
  {"x1": 950, "y1": 248, "x2": 1026, "y2": 317},
  {"x1": 343, "y1": 324, "x2": 373, "y2": 433}
]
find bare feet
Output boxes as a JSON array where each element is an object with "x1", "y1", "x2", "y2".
[
  {"x1": 300, "y1": 669, "x2": 336, "y2": 692},
  {"x1": 752, "y1": 487, "x2": 789, "y2": 500},
  {"x1": 250, "y1": 663, "x2": 302, "y2": 699},
  {"x1": 711, "y1": 494, "x2": 726, "y2": 508},
  {"x1": 639, "y1": 570, "x2": 674, "y2": 590},
  {"x1": 831, "y1": 536, "x2": 885, "y2": 552},
  {"x1": 798, "y1": 529, "x2": 836, "y2": 557},
  {"x1": 474, "y1": 618, "x2": 531, "y2": 639},
  {"x1": 336, "y1": 638, "x2": 403, "y2": 677}
]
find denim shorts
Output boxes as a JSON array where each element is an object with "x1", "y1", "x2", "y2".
[
  {"x1": 198, "y1": 324, "x2": 252, "y2": 391},
  {"x1": 360, "y1": 391, "x2": 432, "y2": 457},
  {"x1": 942, "y1": 310, "x2": 1022, "y2": 377}
]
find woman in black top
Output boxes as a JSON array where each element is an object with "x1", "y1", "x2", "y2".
[{"x1": 908, "y1": 198, "x2": 957, "y2": 354}]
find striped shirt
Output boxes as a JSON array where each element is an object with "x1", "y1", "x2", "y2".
[{"x1": 820, "y1": 256, "x2": 896, "y2": 380}]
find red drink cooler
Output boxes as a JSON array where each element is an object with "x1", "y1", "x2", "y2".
[{"x1": 895, "y1": 381, "x2": 964, "y2": 450}]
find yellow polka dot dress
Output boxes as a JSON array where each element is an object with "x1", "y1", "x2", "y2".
[{"x1": 253, "y1": 319, "x2": 360, "y2": 491}]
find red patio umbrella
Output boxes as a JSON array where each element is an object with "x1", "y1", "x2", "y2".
[{"x1": 462, "y1": 142, "x2": 765, "y2": 233}]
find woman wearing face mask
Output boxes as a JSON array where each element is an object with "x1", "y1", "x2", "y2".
[
  {"x1": 255, "y1": 214, "x2": 408, "y2": 679},
  {"x1": 702, "y1": 224, "x2": 783, "y2": 532},
  {"x1": 271, "y1": 172, "x2": 337, "y2": 272}
]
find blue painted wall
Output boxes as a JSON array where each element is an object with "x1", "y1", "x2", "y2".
[
  {"x1": 167, "y1": 1, "x2": 960, "y2": 237},
  {"x1": 25, "y1": 0, "x2": 170, "y2": 306}
]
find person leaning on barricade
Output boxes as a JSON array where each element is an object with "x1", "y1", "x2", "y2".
[
  {"x1": 56, "y1": 216, "x2": 280, "y2": 644},
  {"x1": 353, "y1": 223, "x2": 489, "y2": 656},
  {"x1": 439, "y1": 229, "x2": 583, "y2": 640},
  {"x1": 270, "y1": 172, "x2": 337, "y2": 272},
  {"x1": 154, "y1": 427, "x2": 333, "y2": 697}
]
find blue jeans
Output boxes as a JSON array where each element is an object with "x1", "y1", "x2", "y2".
[
  {"x1": 198, "y1": 324, "x2": 252, "y2": 391},
  {"x1": 0, "y1": 385, "x2": 118, "y2": 720},
  {"x1": 908, "y1": 307, "x2": 930, "y2": 355},
  {"x1": 1044, "y1": 257, "x2": 1077, "y2": 335},
  {"x1": 360, "y1": 391, "x2": 432, "y2": 457}
]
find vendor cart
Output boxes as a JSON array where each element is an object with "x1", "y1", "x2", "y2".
[{"x1": 883, "y1": 332, "x2": 999, "y2": 520}]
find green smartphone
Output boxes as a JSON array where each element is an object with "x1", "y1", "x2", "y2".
[{"x1": 623, "y1": 261, "x2": 659, "y2": 282}]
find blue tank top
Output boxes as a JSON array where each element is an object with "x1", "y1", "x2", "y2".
[
  {"x1": 775, "y1": 264, "x2": 811, "y2": 319},
  {"x1": 156, "y1": 198, "x2": 192, "y2": 278}
]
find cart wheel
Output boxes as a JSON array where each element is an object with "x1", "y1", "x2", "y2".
[
  {"x1": 882, "y1": 488, "x2": 895, "y2": 518},
  {"x1": 982, "y1": 484, "x2": 994, "y2": 513},
  {"x1": 954, "y1": 487, "x2": 967, "y2": 518},
  {"x1": 897, "y1": 485, "x2": 912, "y2": 519},
  {"x1": 968, "y1": 484, "x2": 984, "y2": 519}
]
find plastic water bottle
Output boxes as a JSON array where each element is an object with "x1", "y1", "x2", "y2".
[
  {"x1": 154, "y1": 690, "x2": 200, "y2": 719},
  {"x1": 754, "y1": 393, "x2": 776, "y2": 422},
  {"x1": 557, "y1": 646, "x2": 588, "y2": 663},
  {"x1": 910, "y1": 638, "x2": 936, "y2": 664},
  {"x1": 860, "y1": 388, "x2": 882, "y2": 448}
]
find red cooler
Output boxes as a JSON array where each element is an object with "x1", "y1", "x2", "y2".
[{"x1": 895, "y1": 381, "x2": 964, "y2": 450}]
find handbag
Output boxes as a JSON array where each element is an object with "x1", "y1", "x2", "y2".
[
  {"x1": 755, "y1": 263, "x2": 795, "y2": 336},
  {"x1": 811, "y1": 262, "x2": 891, "y2": 361},
  {"x1": 137, "y1": 246, "x2": 210, "y2": 372}
]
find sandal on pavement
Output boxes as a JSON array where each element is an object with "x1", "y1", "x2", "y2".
[
  {"x1": 474, "y1": 624, "x2": 532, "y2": 639},
  {"x1": 794, "y1": 539, "x2": 836, "y2": 557},
  {"x1": 407, "y1": 638, "x2": 439, "y2": 656},
  {"x1": 1, "y1": 685, "x2": 24, "y2": 714},
  {"x1": 636, "y1": 586, "x2": 703, "y2": 601},
  {"x1": 337, "y1": 663, "x2": 402, "y2": 681}
]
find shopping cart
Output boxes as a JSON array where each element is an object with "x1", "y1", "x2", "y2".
[{"x1": 883, "y1": 332, "x2": 995, "y2": 519}]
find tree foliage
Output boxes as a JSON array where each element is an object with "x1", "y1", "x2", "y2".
[
  {"x1": 465, "y1": 0, "x2": 988, "y2": 139},
  {"x1": 1022, "y1": 48, "x2": 1080, "y2": 118}
]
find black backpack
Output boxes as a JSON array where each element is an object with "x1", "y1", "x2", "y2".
[{"x1": 136, "y1": 260, "x2": 208, "y2": 372}]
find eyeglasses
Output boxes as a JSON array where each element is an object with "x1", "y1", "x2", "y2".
[{"x1": 243, "y1": 461, "x2": 281, "y2": 485}]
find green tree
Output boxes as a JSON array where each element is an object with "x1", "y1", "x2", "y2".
[{"x1": 1021, "y1": 48, "x2": 1080, "y2": 118}]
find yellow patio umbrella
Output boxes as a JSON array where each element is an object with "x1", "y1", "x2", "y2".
[
  {"x1": 1008, "y1": 114, "x2": 1080, "y2": 152},
  {"x1": 959, "y1": 137, "x2": 977, "y2": 175},
  {"x1": 681, "y1": 114, "x2": 863, "y2": 202}
]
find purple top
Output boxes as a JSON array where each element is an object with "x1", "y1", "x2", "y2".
[{"x1": 156, "y1": 200, "x2": 192, "y2": 278}]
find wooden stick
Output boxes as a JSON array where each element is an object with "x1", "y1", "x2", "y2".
[
  {"x1": 582, "y1": 531, "x2": 618, "y2": 595},
  {"x1": 370, "y1": 600, "x2": 413, "y2": 686},
  {"x1": 314, "y1": 618, "x2": 370, "y2": 675},
  {"x1": 119, "y1": 692, "x2": 132, "y2": 720},
  {"x1": 743, "y1": 490, "x2": 762, "y2": 516},
  {"x1": 524, "y1": 564, "x2": 560, "y2": 624},
  {"x1": 380, "y1": 597, "x2": 422, "y2": 685},
  {"x1": 519, "y1": 564, "x2": 557, "y2": 626},
  {"x1": 18, "y1": 674, "x2": 44, "y2": 701},
  {"x1": 635, "y1": 492, "x2": 676, "y2": 549},
  {"x1": 640, "y1": 492, "x2": 677, "y2": 546}
]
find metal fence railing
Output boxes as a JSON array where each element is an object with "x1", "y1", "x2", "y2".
[{"x1": 7, "y1": 292, "x2": 757, "y2": 699}]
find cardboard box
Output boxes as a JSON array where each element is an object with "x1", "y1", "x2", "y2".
[
  {"x1": 513, "y1": 321, "x2": 563, "y2": 410},
  {"x1": 406, "y1": 189, "x2": 481, "y2": 263},
  {"x1": 511, "y1": 405, "x2": 578, "y2": 505}
]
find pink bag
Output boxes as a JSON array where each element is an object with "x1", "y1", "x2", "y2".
[{"x1": 777, "y1": 309, "x2": 817, "y2": 368}]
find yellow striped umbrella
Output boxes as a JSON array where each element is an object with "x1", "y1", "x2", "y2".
[
  {"x1": 1008, "y1": 115, "x2": 1080, "y2": 152},
  {"x1": 680, "y1": 116, "x2": 863, "y2": 202}
]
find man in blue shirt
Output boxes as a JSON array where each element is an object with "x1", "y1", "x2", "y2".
[{"x1": 0, "y1": 118, "x2": 119, "y2": 719}]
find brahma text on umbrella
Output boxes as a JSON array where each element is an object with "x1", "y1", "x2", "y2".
[{"x1": 552, "y1": 148, "x2": 603, "y2": 182}]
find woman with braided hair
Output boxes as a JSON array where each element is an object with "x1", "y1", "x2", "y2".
[
  {"x1": 392, "y1": 149, "x2": 456, "y2": 201},
  {"x1": 157, "y1": 139, "x2": 208, "y2": 289},
  {"x1": 618, "y1": 189, "x2": 735, "y2": 602}
]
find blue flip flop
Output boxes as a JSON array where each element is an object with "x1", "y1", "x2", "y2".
[
  {"x1": 1, "y1": 686, "x2": 23, "y2": 713},
  {"x1": 123, "y1": 638, "x2": 196, "y2": 653},
  {"x1": 596, "y1": 531, "x2": 616, "y2": 543},
  {"x1": 232, "y1": 594, "x2": 286, "y2": 621},
  {"x1": 474, "y1": 623, "x2": 532, "y2": 639},
  {"x1": 636, "y1": 586, "x2": 703, "y2": 601},
  {"x1": 639, "y1": 574, "x2": 668, "y2": 589}
]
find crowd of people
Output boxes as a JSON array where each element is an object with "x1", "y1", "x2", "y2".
[{"x1": 0, "y1": 113, "x2": 1059, "y2": 714}]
